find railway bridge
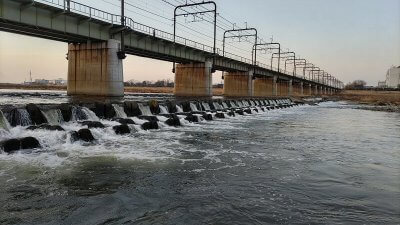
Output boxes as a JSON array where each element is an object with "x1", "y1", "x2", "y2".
[{"x1": 0, "y1": 0, "x2": 344, "y2": 97}]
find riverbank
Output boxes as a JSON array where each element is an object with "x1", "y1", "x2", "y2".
[
  {"x1": 0, "y1": 83, "x2": 66, "y2": 91},
  {"x1": 331, "y1": 90, "x2": 400, "y2": 112}
]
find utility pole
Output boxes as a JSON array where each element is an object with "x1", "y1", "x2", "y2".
[
  {"x1": 173, "y1": 1, "x2": 217, "y2": 73},
  {"x1": 117, "y1": 0, "x2": 126, "y2": 59},
  {"x1": 253, "y1": 42, "x2": 280, "y2": 71}
]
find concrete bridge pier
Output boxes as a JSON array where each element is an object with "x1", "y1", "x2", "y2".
[
  {"x1": 223, "y1": 71, "x2": 253, "y2": 97},
  {"x1": 277, "y1": 80, "x2": 290, "y2": 96},
  {"x1": 253, "y1": 77, "x2": 274, "y2": 97},
  {"x1": 174, "y1": 60, "x2": 213, "y2": 97},
  {"x1": 313, "y1": 85, "x2": 318, "y2": 95},
  {"x1": 292, "y1": 81, "x2": 303, "y2": 96},
  {"x1": 319, "y1": 86, "x2": 323, "y2": 95},
  {"x1": 306, "y1": 84, "x2": 312, "y2": 96},
  {"x1": 67, "y1": 39, "x2": 124, "y2": 97},
  {"x1": 288, "y1": 80, "x2": 293, "y2": 96},
  {"x1": 300, "y1": 82, "x2": 304, "y2": 96},
  {"x1": 273, "y1": 76, "x2": 278, "y2": 96}
]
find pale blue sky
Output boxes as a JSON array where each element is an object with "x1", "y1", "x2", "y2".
[{"x1": 0, "y1": 0, "x2": 399, "y2": 85}]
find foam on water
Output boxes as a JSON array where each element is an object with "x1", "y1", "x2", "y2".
[
  {"x1": 202, "y1": 102, "x2": 211, "y2": 111},
  {"x1": 138, "y1": 103, "x2": 152, "y2": 116},
  {"x1": 0, "y1": 102, "x2": 306, "y2": 169},
  {"x1": 159, "y1": 105, "x2": 169, "y2": 114},
  {"x1": 82, "y1": 107, "x2": 99, "y2": 121},
  {"x1": 131, "y1": 116, "x2": 149, "y2": 125},
  {"x1": 156, "y1": 115, "x2": 168, "y2": 122},
  {"x1": 16, "y1": 109, "x2": 32, "y2": 126},
  {"x1": 42, "y1": 109, "x2": 64, "y2": 125},
  {"x1": 190, "y1": 103, "x2": 199, "y2": 112},
  {"x1": 176, "y1": 105, "x2": 183, "y2": 113},
  {"x1": 0, "y1": 110, "x2": 10, "y2": 131},
  {"x1": 112, "y1": 104, "x2": 127, "y2": 118},
  {"x1": 193, "y1": 114, "x2": 205, "y2": 122},
  {"x1": 70, "y1": 106, "x2": 99, "y2": 121},
  {"x1": 213, "y1": 102, "x2": 223, "y2": 110}
]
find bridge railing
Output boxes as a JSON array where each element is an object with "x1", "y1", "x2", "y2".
[
  {"x1": 125, "y1": 18, "x2": 214, "y2": 53},
  {"x1": 218, "y1": 50, "x2": 253, "y2": 65},
  {"x1": 36, "y1": 0, "x2": 120, "y2": 25},
  {"x1": 35, "y1": 0, "x2": 258, "y2": 65}
]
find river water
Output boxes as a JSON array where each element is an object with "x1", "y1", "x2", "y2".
[{"x1": 0, "y1": 99, "x2": 399, "y2": 224}]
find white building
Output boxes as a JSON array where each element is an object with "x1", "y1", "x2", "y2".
[
  {"x1": 377, "y1": 81, "x2": 386, "y2": 88},
  {"x1": 54, "y1": 78, "x2": 67, "y2": 85},
  {"x1": 385, "y1": 66, "x2": 400, "y2": 88},
  {"x1": 34, "y1": 79, "x2": 50, "y2": 85}
]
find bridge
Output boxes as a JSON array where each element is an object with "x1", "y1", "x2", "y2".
[{"x1": 0, "y1": 0, "x2": 344, "y2": 97}]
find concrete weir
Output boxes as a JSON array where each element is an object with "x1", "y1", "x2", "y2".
[
  {"x1": 0, "y1": 98, "x2": 301, "y2": 153},
  {"x1": 67, "y1": 39, "x2": 124, "y2": 97}
]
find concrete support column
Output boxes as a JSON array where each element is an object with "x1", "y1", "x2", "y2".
[
  {"x1": 174, "y1": 60, "x2": 212, "y2": 97},
  {"x1": 253, "y1": 77, "x2": 274, "y2": 97},
  {"x1": 324, "y1": 87, "x2": 327, "y2": 95},
  {"x1": 320, "y1": 86, "x2": 323, "y2": 95},
  {"x1": 300, "y1": 82, "x2": 304, "y2": 95},
  {"x1": 288, "y1": 79, "x2": 293, "y2": 96},
  {"x1": 308, "y1": 84, "x2": 312, "y2": 96},
  {"x1": 223, "y1": 71, "x2": 253, "y2": 97},
  {"x1": 273, "y1": 76, "x2": 278, "y2": 96},
  {"x1": 67, "y1": 39, "x2": 124, "y2": 96},
  {"x1": 314, "y1": 85, "x2": 318, "y2": 95},
  {"x1": 277, "y1": 80, "x2": 289, "y2": 96}
]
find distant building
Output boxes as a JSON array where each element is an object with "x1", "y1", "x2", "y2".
[
  {"x1": 34, "y1": 79, "x2": 50, "y2": 85},
  {"x1": 385, "y1": 66, "x2": 400, "y2": 88},
  {"x1": 54, "y1": 78, "x2": 67, "y2": 85},
  {"x1": 377, "y1": 81, "x2": 386, "y2": 88}
]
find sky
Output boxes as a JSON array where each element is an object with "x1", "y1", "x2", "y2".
[{"x1": 0, "y1": 0, "x2": 399, "y2": 85}]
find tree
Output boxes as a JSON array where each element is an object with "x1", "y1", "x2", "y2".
[{"x1": 345, "y1": 80, "x2": 367, "y2": 90}]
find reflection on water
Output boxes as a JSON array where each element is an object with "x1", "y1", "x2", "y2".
[{"x1": 0, "y1": 101, "x2": 399, "y2": 224}]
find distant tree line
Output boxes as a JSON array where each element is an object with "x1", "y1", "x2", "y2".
[
  {"x1": 345, "y1": 80, "x2": 367, "y2": 90},
  {"x1": 124, "y1": 79, "x2": 224, "y2": 88},
  {"x1": 345, "y1": 80, "x2": 399, "y2": 91},
  {"x1": 124, "y1": 79, "x2": 174, "y2": 87}
]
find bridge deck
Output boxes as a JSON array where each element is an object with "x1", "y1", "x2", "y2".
[{"x1": 0, "y1": 0, "x2": 337, "y2": 89}]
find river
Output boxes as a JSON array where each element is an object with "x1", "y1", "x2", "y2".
[{"x1": 0, "y1": 98, "x2": 399, "y2": 224}]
